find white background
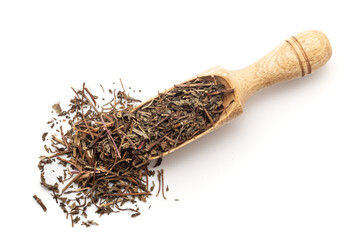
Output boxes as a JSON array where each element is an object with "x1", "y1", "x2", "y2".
[{"x1": 1, "y1": 0, "x2": 359, "y2": 239}]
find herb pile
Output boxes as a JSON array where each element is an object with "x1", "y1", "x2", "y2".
[{"x1": 37, "y1": 77, "x2": 232, "y2": 226}]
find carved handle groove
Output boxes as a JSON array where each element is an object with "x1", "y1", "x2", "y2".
[{"x1": 231, "y1": 30, "x2": 332, "y2": 103}]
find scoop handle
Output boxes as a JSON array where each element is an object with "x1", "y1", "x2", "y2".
[{"x1": 231, "y1": 30, "x2": 332, "y2": 102}]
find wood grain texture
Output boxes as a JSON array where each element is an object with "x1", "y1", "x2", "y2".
[
  {"x1": 196, "y1": 30, "x2": 332, "y2": 125},
  {"x1": 136, "y1": 30, "x2": 332, "y2": 159}
]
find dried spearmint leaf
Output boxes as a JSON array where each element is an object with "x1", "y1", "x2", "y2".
[
  {"x1": 52, "y1": 102, "x2": 62, "y2": 115},
  {"x1": 37, "y1": 77, "x2": 232, "y2": 227},
  {"x1": 42, "y1": 132, "x2": 48, "y2": 141},
  {"x1": 81, "y1": 220, "x2": 98, "y2": 227}
]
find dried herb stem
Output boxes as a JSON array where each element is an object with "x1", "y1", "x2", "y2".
[
  {"x1": 81, "y1": 84, "x2": 95, "y2": 140},
  {"x1": 203, "y1": 107, "x2": 214, "y2": 125},
  {"x1": 48, "y1": 149, "x2": 73, "y2": 158},
  {"x1": 117, "y1": 129, "x2": 136, "y2": 148},
  {"x1": 56, "y1": 157, "x2": 82, "y2": 171},
  {"x1": 209, "y1": 88, "x2": 234, "y2": 95},
  {"x1": 161, "y1": 169, "x2": 166, "y2": 200},
  {"x1": 60, "y1": 125, "x2": 69, "y2": 148},
  {"x1": 145, "y1": 134, "x2": 168, "y2": 152},
  {"x1": 33, "y1": 195, "x2": 47, "y2": 212},
  {"x1": 174, "y1": 83, "x2": 213, "y2": 88},
  {"x1": 156, "y1": 170, "x2": 161, "y2": 197},
  {"x1": 52, "y1": 135, "x2": 66, "y2": 146},
  {"x1": 61, "y1": 172, "x2": 84, "y2": 194},
  {"x1": 99, "y1": 114, "x2": 122, "y2": 160},
  {"x1": 103, "y1": 192, "x2": 151, "y2": 197}
]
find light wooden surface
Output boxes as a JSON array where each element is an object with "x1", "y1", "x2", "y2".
[{"x1": 141, "y1": 30, "x2": 332, "y2": 159}]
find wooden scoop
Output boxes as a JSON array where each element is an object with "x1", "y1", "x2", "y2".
[{"x1": 135, "y1": 30, "x2": 332, "y2": 159}]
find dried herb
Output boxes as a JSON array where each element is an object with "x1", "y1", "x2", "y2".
[
  {"x1": 52, "y1": 102, "x2": 62, "y2": 115},
  {"x1": 135, "y1": 77, "x2": 230, "y2": 159},
  {"x1": 81, "y1": 220, "x2": 98, "y2": 227},
  {"x1": 33, "y1": 195, "x2": 47, "y2": 212},
  {"x1": 38, "y1": 77, "x2": 232, "y2": 226},
  {"x1": 42, "y1": 132, "x2": 48, "y2": 142},
  {"x1": 150, "y1": 180, "x2": 155, "y2": 192},
  {"x1": 161, "y1": 169, "x2": 166, "y2": 200},
  {"x1": 153, "y1": 158, "x2": 162, "y2": 168},
  {"x1": 155, "y1": 169, "x2": 166, "y2": 199},
  {"x1": 156, "y1": 170, "x2": 162, "y2": 197}
]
